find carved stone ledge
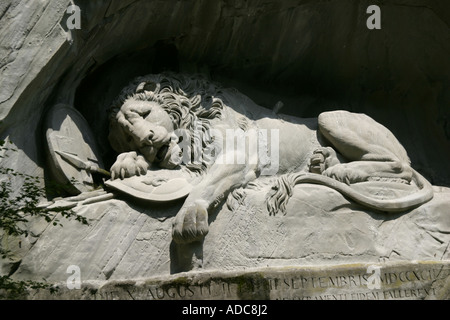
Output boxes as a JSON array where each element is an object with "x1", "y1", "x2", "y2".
[{"x1": 25, "y1": 261, "x2": 450, "y2": 300}]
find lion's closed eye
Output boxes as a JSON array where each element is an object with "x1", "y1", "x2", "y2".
[{"x1": 141, "y1": 110, "x2": 151, "y2": 118}]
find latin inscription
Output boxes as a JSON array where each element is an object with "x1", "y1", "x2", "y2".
[
  {"x1": 268, "y1": 267, "x2": 444, "y2": 289},
  {"x1": 94, "y1": 264, "x2": 449, "y2": 300}
]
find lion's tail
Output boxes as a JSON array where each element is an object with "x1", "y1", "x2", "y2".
[{"x1": 266, "y1": 169, "x2": 434, "y2": 215}]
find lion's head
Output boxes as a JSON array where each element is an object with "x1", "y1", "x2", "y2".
[{"x1": 108, "y1": 73, "x2": 226, "y2": 173}]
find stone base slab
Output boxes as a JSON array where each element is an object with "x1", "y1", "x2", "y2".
[{"x1": 28, "y1": 261, "x2": 450, "y2": 300}]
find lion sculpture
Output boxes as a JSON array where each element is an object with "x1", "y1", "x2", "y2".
[{"x1": 108, "y1": 73, "x2": 433, "y2": 244}]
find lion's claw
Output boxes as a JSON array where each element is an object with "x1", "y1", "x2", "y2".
[
  {"x1": 172, "y1": 200, "x2": 209, "y2": 244},
  {"x1": 110, "y1": 151, "x2": 149, "y2": 180},
  {"x1": 309, "y1": 147, "x2": 339, "y2": 174}
]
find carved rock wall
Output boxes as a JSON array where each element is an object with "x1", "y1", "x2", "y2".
[
  {"x1": 0, "y1": 0, "x2": 449, "y2": 290},
  {"x1": 11, "y1": 185, "x2": 450, "y2": 283},
  {"x1": 0, "y1": 0, "x2": 449, "y2": 185}
]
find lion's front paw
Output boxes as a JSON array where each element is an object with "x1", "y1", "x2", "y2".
[
  {"x1": 309, "y1": 147, "x2": 340, "y2": 174},
  {"x1": 110, "y1": 151, "x2": 149, "y2": 180},
  {"x1": 172, "y1": 200, "x2": 209, "y2": 244}
]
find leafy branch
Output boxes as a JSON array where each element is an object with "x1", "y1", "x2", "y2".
[
  {"x1": 0, "y1": 140, "x2": 89, "y2": 298},
  {"x1": 0, "y1": 275, "x2": 59, "y2": 300},
  {"x1": 0, "y1": 167, "x2": 88, "y2": 245}
]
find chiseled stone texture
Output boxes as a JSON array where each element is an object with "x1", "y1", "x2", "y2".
[
  {"x1": 1, "y1": 0, "x2": 449, "y2": 299},
  {"x1": 11, "y1": 185, "x2": 450, "y2": 285},
  {"x1": 22, "y1": 260, "x2": 450, "y2": 300},
  {"x1": 1, "y1": 0, "x2": 449, "y2": 188}
]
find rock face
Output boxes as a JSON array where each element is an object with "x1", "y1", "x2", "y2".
[
  {"x1": 0, "y1": 0, "x2": 449, "y2": 299},
  {"x1": 0, "y1": 0, "x2": 449, "y2": 185},
  {"x1": 11, "y1": 184, "x2": 450, "y2": 284}
]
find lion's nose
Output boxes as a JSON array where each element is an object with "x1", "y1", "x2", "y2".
[
  {"x1": 140, "y1": 130, "x2": 154, "y2": 146},
  {"x1": 148, "y1": 130, "x2": 154, "y2": 139}
]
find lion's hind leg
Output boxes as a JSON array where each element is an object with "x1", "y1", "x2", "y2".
[
  {"x1": 317, "y1": 110, "x2": 410, "y2": 162},
  {"x1": 315, "y1": 110, "x2": 413, "y2": 184}
]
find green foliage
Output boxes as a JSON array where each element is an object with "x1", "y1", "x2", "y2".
[
  {"x1": 0, "y1": 139, "x2": 89, "y2": 298},
  {"x1": 0, "y1": 275, "x2": 59, "y2": 300},
  {"x1": 0, "y1": 167, "x2": 88, "y2": 245}
]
